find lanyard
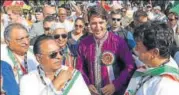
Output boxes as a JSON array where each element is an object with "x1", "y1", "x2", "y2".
[
  {"x1": 62, "y1": 46, "x2": 74, "y2": 67},
  {"x1": 37, "y1": 66, "x2": 47, "y2": 86},
  {"x1": 7, "y1": 48, "x2": 28, "y2": 81}
]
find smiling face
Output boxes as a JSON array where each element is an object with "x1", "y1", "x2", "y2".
[
  {"x1": 37, "y1": 39, "x2": 63, "y2": 72},
  {"x1": 7, "y1": 28, "x2": 30, "y2": 55},
  {"x1": 43, "y1": 21, "x2": 56, "y2": 35},
  {"x1": 89, "y1": 15, "x2": 107, "y2": 39},
  {"x1": 53, "y1": 28, "x2": 68, "y2": 48},
  {"x1": 58, "y1": 8, "x2": 67, "y2": 23},
  {"x1": 75, "y1": 19, "x2": 84, "y2": 34}
]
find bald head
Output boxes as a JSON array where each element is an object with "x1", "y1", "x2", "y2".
[
  {"x1": 58, "y1": 8, "x2": 67, "y2": 22},
  {"x1": 43, "y1": 6, "x2": 56, "y2": 18}
]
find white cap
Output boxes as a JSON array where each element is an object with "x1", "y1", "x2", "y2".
[{"x1": 153, "y1": 6, "x2": 161, "y2": 10}]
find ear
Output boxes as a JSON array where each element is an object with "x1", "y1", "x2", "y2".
[
  {"x1": 5, "y1": 40, "x2": 10, "y2": 46},
  {"x1": 35, "y1": 54, "x2": 41, "y2": 63},
  {"x1": 152, "y1": 48, "x2": 160, "y2": 58}
]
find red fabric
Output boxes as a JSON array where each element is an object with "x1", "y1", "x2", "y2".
[
  {"x1": 161, "y1": 74, "x2": 179, "y2": 82},
  {"x1": 20, "y1": 64, "x2": 27, "y2": 74},
  {"x1": 3, "y1": 1, "x2": 24, "y2": 6},
  {"x1": 103, "y1": 4, "x2": 111, "y2": 12}
]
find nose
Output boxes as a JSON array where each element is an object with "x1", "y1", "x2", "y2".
[
  {"x1": 96, "y1": 23, "x2": 101, "y2": 30},
  {"x1": 22, "y1": 37, "x2": 30, "y2": 45},
  {"x1": 56, "y1": 52, "x2": 63, "y2": 60}
]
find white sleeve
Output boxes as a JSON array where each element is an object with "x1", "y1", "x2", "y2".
[
  {"x1": 149, "y1": 77, "x2": 179, "y2": 95},
  {"x1": 68, "y1": 73, "x2": 91, "y2": 95},
  {"x1": 20, "y1": 73, "x2": 63, "y2": 95}
]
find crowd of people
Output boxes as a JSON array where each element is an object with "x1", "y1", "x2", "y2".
[{"x1": 1, "y1": 1, "x2": 179, "y2": 95}]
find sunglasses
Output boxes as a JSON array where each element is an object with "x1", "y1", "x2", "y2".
[
  {"x1": 44, "y1": 27, "x2": 50, "y2": 31},
  {"x1": 50, "y1": 13, "x2": 58, "y2": 18},
  {"x1": 48, "y1": 50, "x2": 64, "y2": 59},
  {"x1": 54, "y1": 34, "x2": 68, "y2": 39},
  {"x1": 75, "y1": 24, "x2": 83, "y2": 28},
  {"x1": 168, "y1": 18, "x2": 175, "y2": 21},
  {"x1": 112, "y1": 18, "x2": 121, "y2": 21}
]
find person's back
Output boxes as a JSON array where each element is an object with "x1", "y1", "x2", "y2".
[{"x1": 124, "y1": 21, "x2": 179, "y2": 95}]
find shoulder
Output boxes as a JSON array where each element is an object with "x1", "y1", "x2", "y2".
[
  {"x1": 79, "y1": 35, "x2": 94, "y2": 46},
  {"x1": 21, "y1": 70, "x2": 39, "y2": 82},
  {"x1": 20, "y1": 70, "x2": 40, "y2": 87},
  {"x1": 32, "y1": 21, "x2": 43, "y2": 26},
  {"x1": 154, "y1": 77, "x2": 179, "y2": 94},
  {"x1": 108, "y1": 32, "x2": 126, "y2": 45},
  {"x1": 143, "y1": 76, "x2": 179, "y2": 95},
  {"x1": 1, "y1": 61, "x2": 11, "y2": 69}
]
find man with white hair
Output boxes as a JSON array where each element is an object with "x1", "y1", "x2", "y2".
[
  {"x1": 153, "y1": 6, "x2": 167, "y2": 23},
  {"x1": 57, "y1": 8, "x2": 74, "y2": 32},
  {"x1": 1, "y1": 23, "x2": 38, "y2": 84}
]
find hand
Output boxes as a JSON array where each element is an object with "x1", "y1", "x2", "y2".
[
  {"x1": 101, "y1": 83, "x2": 115, "y2": 95},
  {"x1": 53, "y1": 69, "x2": 72, "y2": 90},
  {"x1": 88, "y1": 85, "x2": 99, "y2": 95}
]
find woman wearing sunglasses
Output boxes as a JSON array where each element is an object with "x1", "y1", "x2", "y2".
[
  {"x1": 68, "y1": 18, "x2": 88, "y2": 57},
  {"x1": 50, "y1": 23, "x2": 76, "y2": 68}
]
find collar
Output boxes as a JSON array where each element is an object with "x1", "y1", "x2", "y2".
[{"x1": 38, "y1": 65, "x2": 63, "y2": 77}]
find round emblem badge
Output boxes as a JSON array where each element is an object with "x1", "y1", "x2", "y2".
[{"x1": 101, "y1": 51, "x2": 115, "y2": 65}]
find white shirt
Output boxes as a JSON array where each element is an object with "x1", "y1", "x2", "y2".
[
  {"x1": 20, "y1": 65, "x2": 91, "y2": 95},
  {"x1": 1, "y1": 44, "x2": 39, "y2": 83},
  {"x1": 124, "y1": 57, "x2": 179, "y2": 95}
]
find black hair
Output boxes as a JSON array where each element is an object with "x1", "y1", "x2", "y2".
[
  {"x1": 88, "y1": 6, "x2": 107, "y2": 22},
  {"x1": 33, "y1": 34, "x2": 54, "y2": 55},
  {"x1": 133, "y1": 10, "x2": 148, "y2": 21},
  {"x1": 134, "y1": 21, "x2": 174, "y2": 58},
  {"x1": 43, "y1": 15, "x2": 56, "y2": 24},
  {"x1": 167, "y1": 11, "x2": 178, "y2": 19},
  {"x1": 35, "y1": 7, "x2": 43, "y2": 13},
  {"x1": 75, "y1": 17, "x2": 85, "y2": 25}
]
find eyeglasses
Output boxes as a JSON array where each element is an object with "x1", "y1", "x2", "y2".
[
  {"x1": 58, "y1": 13, "x2": 67, "y2": 16},
  {"x1": 112, "y1": 18, "x2": 121, "y2": 21},
  {"x1": 54, "y1": 34, "x2": 68, "y2": 39},
  {"x1": 75, "y1": 24, "x2": 83, "y2": 28},
  {"x1": 44, "y1": 27, "x2": 50, "y2": 31},
  {"x1": 16, "y1": 36, "x2": 30, "y2": 43},
  {"x1": 51, "y1": 13, "x2": 58, "y2": 18},
  {"x1": 168, "y1": 18, "x2": 175, "y2": 21}
]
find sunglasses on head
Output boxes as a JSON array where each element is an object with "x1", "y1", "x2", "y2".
[
  {"x1": 54, "y1": 34, "x2": 67, "y2": 39},
  {"x1": 75, "y1": 24, "x2": 83, "y2": 28},
  {"x1": 112, "y1": 18, "x2": 121, "y2": 21},
  {"x1": 48, "y1": 50, "x2": 64, "y2": 59}
]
